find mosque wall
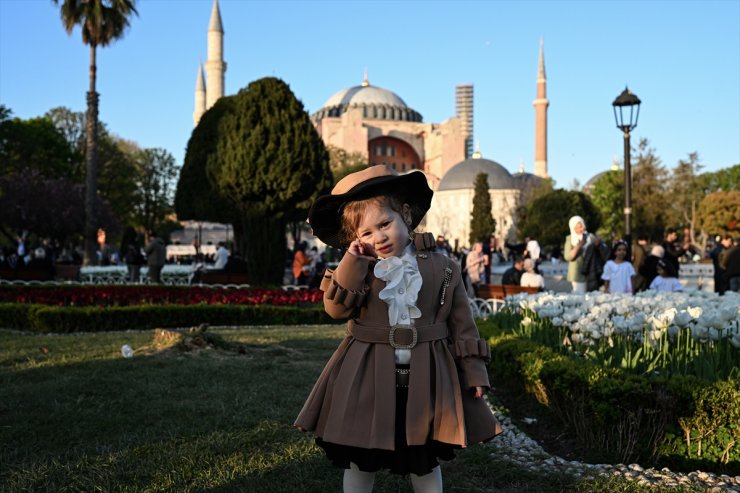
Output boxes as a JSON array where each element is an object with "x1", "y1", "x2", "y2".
[{"x1": 426, "y1": 189, "x2": 521, "y2": 249}]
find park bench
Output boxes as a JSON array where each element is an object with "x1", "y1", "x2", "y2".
[
  {"x1": 0, "y1": 266, "x2": 54, "y2": 282},
  {"x1": 55, "y1": 264, "x2": 81, "y2": 282},
  {"x1": 477, "y1": 284, "x2": 540, "y2": 300},
  {"x1": 199, "y1": 270, "x2": 249, "y2": 286}
]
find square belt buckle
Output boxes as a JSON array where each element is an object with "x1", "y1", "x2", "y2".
[{"x1": 389, "y1": 325, "x2": 417, "y2": 349}]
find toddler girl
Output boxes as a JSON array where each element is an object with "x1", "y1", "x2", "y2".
[
  {"x1": 601, "y1": 240, "x2": 636, "y2": 294},
  {"x1": 649, "y1": 259, "x2": 684, "y2": 292},
  {"x1": 295, "y1": 165, "x2": 500, "y2": 492}
]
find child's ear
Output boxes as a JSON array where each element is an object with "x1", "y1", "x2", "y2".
[{"x1": 402, "y1": 204, "x2": 412, "y2": 226}]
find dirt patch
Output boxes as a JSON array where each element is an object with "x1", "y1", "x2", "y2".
[{"x1": 489, "y1": 383, "x2": 586, "y2": 462}]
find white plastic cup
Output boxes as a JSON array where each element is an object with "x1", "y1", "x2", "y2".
[{"x1": 121, "y1": 344, "x2": 134, "y2": 358}]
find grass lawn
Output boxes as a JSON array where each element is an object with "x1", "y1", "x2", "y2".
[{"x1": 0, "y1": 325, "x2": 700, "y2": 492}]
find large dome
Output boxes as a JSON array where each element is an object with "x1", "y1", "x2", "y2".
[
  {"x1": 438, "y1": 157, "x2": 514, "y2": 191},
  {"x1": 312, "y1": 80, "x2": 422, "y2": 123},
  {"x1": 323, "y1": 85, "x2": 408, "y2": 108}
]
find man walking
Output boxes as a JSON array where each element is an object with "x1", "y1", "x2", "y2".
[{"x1": 145, "y1": 232, "x2": 166, "y2": 284}]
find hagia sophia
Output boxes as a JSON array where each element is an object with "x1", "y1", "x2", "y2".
[{"x1": 191, "y1": 0, "x2": 553, "y2": 249}]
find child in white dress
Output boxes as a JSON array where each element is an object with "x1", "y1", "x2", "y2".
[{"x1": 601, "y1": 240, "x2": 636, "y2": 294}]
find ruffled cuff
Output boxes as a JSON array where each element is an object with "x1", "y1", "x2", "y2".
[
  {"x1": 414, "y1": 232, "x2": 435, "y2": 251},
  {"x1": 321, "y1": 269, "x2": 367, "y2": 308},
  {"x1": 452, "y1": 338, "x2": 491, "y2": 363}
]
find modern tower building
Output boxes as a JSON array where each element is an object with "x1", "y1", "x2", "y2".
[{"x1": 455, "y1": 84, "x2": 474, "y2": 159}]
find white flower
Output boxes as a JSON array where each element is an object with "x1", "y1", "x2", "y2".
[
  {"x1": 673, "y1": 310, "x2": 693, "y2": 327},
  {"x1": 730, "y1": 334, "x2": 740, "y2": 349},
  {"x1": 687, "y1": 306, "x2": 703, "y2": 319}
]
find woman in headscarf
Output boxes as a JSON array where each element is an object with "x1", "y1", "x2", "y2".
[{"x1": 563, "y1": 215, "x2": 591, "y2": 293}]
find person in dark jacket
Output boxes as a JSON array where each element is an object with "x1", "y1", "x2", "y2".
[
  {"x1": 145, "y1": 233, "x2": 167, "y2": 284},
  {"x1": 721, "y1": 239, "x2": 740, "y2": 292},
  {"x1": 501, "y1": 256, "x2": 524, "y2": 285},
  {"x1": 710, "y1": 235, "x2": 733, "y2": 294},
  {"x1": 581, "y1": 235, "x2": 610, "y2": 292},
  {"x1": 640, "y1": 244, "x2": 664, "y2": 289}
]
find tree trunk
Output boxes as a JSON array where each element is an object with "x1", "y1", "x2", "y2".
[
  {"x1": 242, "y1": 214, "x2": 287, "y2": 286},
  {"x1": 84, "y1": 44, "x2": 100, "y2": 266}
]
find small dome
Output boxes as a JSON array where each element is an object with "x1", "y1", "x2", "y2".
[
  {"x1": 583, "y1": 169, "x2": 619, "y2": 195},
  {"x1": 512, "y1": 172, "x2": 546, "y2": 191},
  {"x1": 438, "y1": 157, "x2": 514, "y2": 191},
  {"x1": 312, "y1": 80, "x2": 422, "y2": 123}
]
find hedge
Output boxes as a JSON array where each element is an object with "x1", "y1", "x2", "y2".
[{"x1": 0, "y1": 303, "x2": 334, "y2": 333}]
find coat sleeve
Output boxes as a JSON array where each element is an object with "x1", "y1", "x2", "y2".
[
  {"x1": 445, "y1": 260, "x2": 491, "y2": 390},
  {"x1": 319, "y1": 252, "x2": 371, "y2": 319}
]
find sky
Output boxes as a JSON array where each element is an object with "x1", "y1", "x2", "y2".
[{"x1": 1, "y1": 0, "x2": 739, "y2": 189}]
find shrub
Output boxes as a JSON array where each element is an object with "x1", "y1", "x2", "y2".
[
  {"x1": 486, "y1": 312, "x2": 739, "y2": 474},
  {"x1": 0, "y1": 303, "x2": 334, "y2": 333}
]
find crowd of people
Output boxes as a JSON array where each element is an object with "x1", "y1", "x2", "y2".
[
  {"x1": 563, "y1": 216, "x2": 740, "y2": 295},
  {"x1": 3, "y1": 221, "x2": 739, "y2": 294}
]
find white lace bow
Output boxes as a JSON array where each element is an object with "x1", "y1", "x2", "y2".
[{"x1": 374, "y1": 244, "x2": 422, "y2": 326}]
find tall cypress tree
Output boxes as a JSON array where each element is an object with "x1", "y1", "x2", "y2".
[
  {"x1": 205, "y1": 77, "x2": 332, "y2": 285},
  {"x1": 469, "y1": 172, "x2": 496, "y2": 246}
]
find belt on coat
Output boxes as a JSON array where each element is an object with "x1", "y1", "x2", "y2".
[{"x1": 348, "y1": 320, "x2": 449, "y2": 350}]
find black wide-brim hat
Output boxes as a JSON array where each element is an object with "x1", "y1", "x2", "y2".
[{"x1": 308, "y1": 165, "x2": 433, "y2": 248}]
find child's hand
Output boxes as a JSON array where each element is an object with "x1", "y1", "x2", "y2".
[
  {"x1": 347, "y1": 239, "x2": 377, "y2": 260},
  {"x1": 474, "y1": 386, "x2": 484, "y2": 399}
]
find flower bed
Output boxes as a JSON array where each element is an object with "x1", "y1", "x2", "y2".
[
  {"x1": 506, "y1": 290, "x2": 740, "y2": 381},
  {"x1": 479, "y1": 315, "x2": 740, "y2": 475},
  {"x1": 0, "y1": 285, "x2": 322, "y2": 307},
  {"x1": 0, "y1": 285, "x2": 329, "y2": 332}
]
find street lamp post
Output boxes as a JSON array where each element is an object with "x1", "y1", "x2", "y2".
[{"x1": 612, "y1": 87, "x2": 641, "y2": 248}]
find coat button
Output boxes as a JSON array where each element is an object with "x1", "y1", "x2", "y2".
[
  {"x1": 401, "y1": 314, "x2": 407, "y2": 320},
  {"x1": 398, "y1": 288, "x2": 404, "y2": 294}
]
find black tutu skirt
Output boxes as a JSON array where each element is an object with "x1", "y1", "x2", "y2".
[{"x1": 316, "y1": 385, "x2": 459, "y2": 476}]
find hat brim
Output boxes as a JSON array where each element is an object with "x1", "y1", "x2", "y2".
[{"x1": 308, "y1": 171, "x2": 432, "y2": 248}]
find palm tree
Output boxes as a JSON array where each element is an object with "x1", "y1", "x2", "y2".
[{"x1": 52, "y1": 0, "x2": 138, "y2": 265}]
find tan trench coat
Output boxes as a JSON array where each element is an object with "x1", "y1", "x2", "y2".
[{"x1": 295, "y1": 234, "x2": 501, "y2": 450}]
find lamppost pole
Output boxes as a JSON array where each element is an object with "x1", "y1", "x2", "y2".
[
  {"x1": 623, "y1": 127, "x2": 632, "y2": 241},
  {"x1": 612, "y1": 87, "x2": 641, "y2": 249}
]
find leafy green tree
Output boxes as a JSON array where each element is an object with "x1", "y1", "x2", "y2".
[
  {"x1": 96, "y1": 135, "x2": 140, "y2": 226},
  {"x1": 631, "y1": 139, "x2": 669, "y2": 242},
  {"x1": 589, "y1": 169, "x2": 623, "y2": 241},
  {"x1": 699, "y1": 164, "x2": 740, "y2": 193},
  {"x1": 469, "y1": 172, "x2": 496, "y2": 245},
  {"x1": 0, "y1": 114, "x2": 76, "y2": 178},
  {"x1": 326, "y1": 145, "x2": 368, "y2": 183},
  {"x1": 195, "y1": 77, "x2": 332, "y2": 285},
  {"x1": 45, "y1": 106, "x2": 140, "y2": 222},
  {"x1": 53, "y1": 0, "x2": 138, "y2": 265},
  {"x1": 132, "y1": 148, "x2": 179, "y2": 235},
  {"x1": 45, "y1": 106, "x2": 86, "y2": 180},
  {"x1": 667, "y1": 152, "x2": 705, "y2": 248},
  {"x1": 518, "y1": 189, "x2": 601, "y2": 248},
  {"x1": 697, "y1": 191, "x2": 740, "y2": 237},
  {"x1": 0, "y1": 169, "x2": 119, "y2": 245}
]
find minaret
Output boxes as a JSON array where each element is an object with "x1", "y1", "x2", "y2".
[
  {"x1": 193, "y1": 63, "x2": 206, "y2": 126},
  {"x1": 533, "y1": 38, "x2": 549, "y2": 178},
  {"x1": 205, "y1": 0, "x2": 226, "y2": 110}
]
